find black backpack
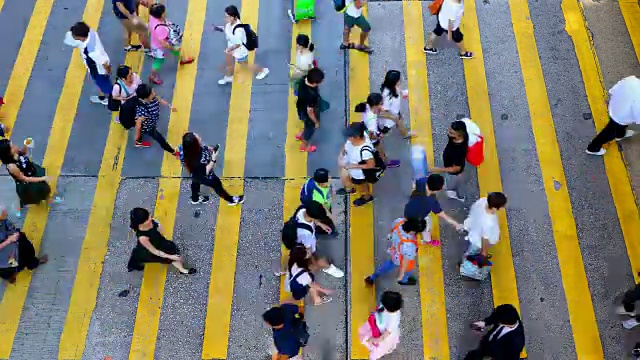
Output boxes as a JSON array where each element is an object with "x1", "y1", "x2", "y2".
[
  {"x1": 360, "y1": 145, "x2": 386, "y2": 184},
  {"x1": 281, "y1": 206, "x2": 314, "y2": 250},
  {"x1": 118, "y1": 97, "x2": 139, "y2": 130},
  {"x1": 291, "y1": 312, "x2": 310, "y2": 347},
  {"x1": 334, "y1": 0, "x2": 346, "y2": 12},
  {"x1": 233, "y1": 24, "x2": 258, "y2": 51}
]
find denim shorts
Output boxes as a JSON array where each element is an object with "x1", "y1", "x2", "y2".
[
  {"x1": 92, "y1": 74, "x2": 113, "y2": 94},
  {"x1": 236, "y1": 55, "x2": 248, "y2": 63}
]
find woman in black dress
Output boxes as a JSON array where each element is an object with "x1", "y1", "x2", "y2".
[
  {"x1": 0, "y1": 138, "x2": 60, "y2": 216},
  {"x1": 0, "y1": 206, "x2": 48, "y2": 284},
  {"x1": 127, "y1": 207, "x2": 196, "y2": 275}
]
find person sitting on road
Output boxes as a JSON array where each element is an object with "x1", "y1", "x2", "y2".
[
  {"x1": 286, "y1": 245, "x2": 333, "y2": 306},
  {"x1": 0, "y1": 206, "x2": 48, "y2": 284},
  {"x1": 300, "y1": 168, "x2": 335, "y2": 234}
]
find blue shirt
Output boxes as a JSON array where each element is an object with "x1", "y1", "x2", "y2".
[
  {"x1": 272, "y1": 304, "x2": 303, "y2": 356},
  {"x1": 113, "y1": 0, "x2": 136, "y2": 20},
  {"x1": 404, "y1": 193, "x2": 442, "y2": 219}
]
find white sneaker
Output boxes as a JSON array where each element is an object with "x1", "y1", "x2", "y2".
[
  {"x1": 218, "y1": 76, "x2": 233, "y2": 85},
  {"x1": 256, "y1": 68, "x2": 270, "y2": 80},
  {"x1": 90, "y1": 96, "x2": 108, "y2": 105},
  {"x1": 322, "y1": 264, "x2": 344, "y2": 278},
  {"x1": 616, "y1": 305, "x2": 636, "y2": 316},
  {"x1": 617, "y1": 129, "x2": 636, "y2": 141},
  {"x1": 585, "y1": 149, "x2": 606, "y2": 156},
  {"x1": 623, "y1": 318, "x2": 640, "y2": 329},
  {"x1": 446, "y1": 190, "x2": 465, "y2": 202}
]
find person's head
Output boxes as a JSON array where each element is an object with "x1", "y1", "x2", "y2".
[
  {"x1": 0, "y1": 139, "x2": 18, "y2": 164},
  {"x1": 486, "y1": 192, "x2": 507, "y2": 213},
  {"x1": 129, "y1": 207, "x2": 151, "y2": 231},
  {"x1": 135, "y1": 83, "x2": 155, "y2": 101},
  {"x1": 70, "y1": 21, "x2": 90, "y2": 41},
  {"x1": 494, "y1": 304, "x2": 520, "y2": 327},
  {"x1": 401, "y1": 217, "x2": 427, "y2": 235},
  {"x1": 262, "y1": 306, "x2": 286, "y2": 329},
  {"x1": 296, "y1": 34, "x2": 315, "y2": 52},
  {"x1": 343, "y1": 122, "x2": 366, "y2": 144},
  {"x1": 306, "y1": 68, "x2": 324, "y2": 87},
  {"x1": 313, "y1": 168, "x2": 329, "y2": 187},
  {"x1": 224, "y1": 5, "x2": 241, "y2": 23},
  {"x1": 287, "y1": 245, "x2": 310, "y2": 271},
  {"x1": 448, "y1": 120, "x2": 469, "y2": 145},
  {"x1": 116, "y1": 65, "x2": 132, "y2": 81},
  {"x1": 381, "y1": 70, "x2": 401, "y2": 98},
  {"x1": 304, "y1": 200, "x2": 327, "y2": 221},
  {"x1": 354, "y1": 93, "x2": 384, "y2": 114},
  {"x1": 181, "y1": 132, "x2": 203, "y2": 174},
  {"x1": 380, "y1": 291, "x2": 403, "y2": 313},
  {"x1": 149, "y1": 3, "x2": 166, "y2": 19}
]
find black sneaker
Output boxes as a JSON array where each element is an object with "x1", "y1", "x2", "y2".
[
  {"x1": 190, "y1": 196, "x2": 211, "y2": 205},
  {"x1": 423, "y1": 47, "x2": 438, "y2": 54},
  {"x1": 398, "y1": 277, "x2": 417, "y2": 286},
  {"x1": 228, "y1": 195, "x2": 245, "y2": 206},
  {"x1": 125, "y1": 44, "x2": 143, "y2": 52},
  {"x1": 364, "y1": 276, "x2": 374, "y2": 286},
  {"x1": 353, "y1": 196, "x2": 373, "y2": 207}
]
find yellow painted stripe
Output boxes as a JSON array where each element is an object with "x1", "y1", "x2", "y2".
[
  {"x1": 620, "y1": 0, "x2": 640, "y2": 63},
  {"x1": 0, "y1": 1, "x2": 104, "y2": 357},
  {"x1": 348, "y1": 7, "x2": 374, "y2": 360},
  {"x1": 461, "y1": 1, "x2": 526, "y2": 357},
  {"x1": 509, "y1": 0, "x2": 603, "y2": 356},
  {"x1": 564, "y1": 1, "x2": 640, "y2": 281},
  {"x1": 200, "y1": 0, "x2": 257, "y2": 357},
  {"x1": 0, "y1": 0, "x2": 55, "y2": 135},
  {"x1": 280, "y1": 14, "x2": 311, "y2": 303},
  {"x1": 58, "y1": 8, "x2": 149, "y2": 359},
  {"x1": 128, "y1": 1, "x2": 207, "y2": 359},
  {"x1": 402, "y1": 2, "x2": 449, "y2": 358}
]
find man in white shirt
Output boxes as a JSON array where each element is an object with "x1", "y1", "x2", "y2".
[
  {"x1": 340, "y1": 0, "x2": 373, "y2": 54},
  {"x1": 586, "y1": 75, "x2": 640, "y2": 155},
  {"x1": 423, "y1": 0, "x2": 473, "y2": 59},
  {"x1": 463, "y1": 192, "x2": 507, "y2": 257},
  {"x1": 65, "y1": 22, "x2": 112, "y2": 105}
]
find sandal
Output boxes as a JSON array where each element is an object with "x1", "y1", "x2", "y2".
[
  {"x1": 340, "y1": 43, "x2": 355, "y2": 50},
  {"x1": 313, "y1": 296, "x2": 332, "y2": 305},
  {"x1": 459, "y1": 51, "x2": 473, "y2": 59},
  {"x1": 180, "y1": 57, "x2": 195, "y2": 65},
  {"x1": 355, "y1": 45, "x2": 373, "y2": 54},
  {"x1": 425, "y1": 239, "x2": 441, "y2": 247}
]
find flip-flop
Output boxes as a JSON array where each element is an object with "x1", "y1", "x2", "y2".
[
  {"x1": 314, "y1": 296, "x2": 332, "y2": 305},
  {"x1": 355, "y1": 45, "x2": 373, "y2": 54},
  {"x1": 340, "y1": 43, "x2": 355, "y2": 50},
  {"x1": 426, "y1": 239, "x2": 441, "y2": 247}
]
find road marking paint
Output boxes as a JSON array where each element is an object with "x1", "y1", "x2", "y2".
[
  {"x1": 402, "y1": 2, "x2": 449, "y2": 358},
  {"x1": 0, "y1": 1, "x2": 104, "y2": 357},
  {"x1": 200, "y1": 0, "x2": 258, "y2": 356},
  {"x1": 58, "y1": 7, "x2": 149, "y2": 358},
  {"x1": 509, "y1": 0, "x2": 603, "y2": 356},
  {"x1": 280, "y1": 10, "x2": 311, "y2": 303},
  {"x1": 620, "y1": 0, "x2": 640, "y2": 63},
  {"x1": 0, "y1": 0, "x2": 55, "y2": 135},
  {"x1": 347, "y1": 7, "x2": 374, "y2": 360},
  {"x1": 563, "y1": 0, "x2": 640, "y2": 281},
  {"x1": 128, "y1": 1, "x2": 207, "y2": 359}
]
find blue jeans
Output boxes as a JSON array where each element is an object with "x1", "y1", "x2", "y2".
[
  {"x1": 369, "y1": 259, "x2": 413, "y2": 282},
  {"x1": 92, "y1": 73, "x2": 113, "y2": 95}
]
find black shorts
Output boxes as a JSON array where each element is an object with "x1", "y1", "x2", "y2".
[
  {"x1": 351, "y1": 177, "x2": 367, "y2": 185},
  {"x1": 433, "y1": 22, "x2": 463, "y2": 43}
]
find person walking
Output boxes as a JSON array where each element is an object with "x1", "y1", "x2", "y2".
[
  {"x1": 466, "y1": 304, "x2": 525, "y2": 360},
  {"x1": 616, "y1": 279, "x2": 640, "y2": 329},
  {"x1": 341, "y1": 0, "x2": 373, "y2": 53},
  {"x1": 355, "y1": 93, "x2": 401, "y2": 168},
  {"x1": 289, "y1": 34, "x2": 315, "y2": 96},
  {"x1": 462, "y1": 192, "x2": 507, "y2": 259},
  {"x1": 0, "y1": 206, "x2": 48, "y2": 284},
  {"x1": 295, "y1": 68, "x2": 326, "y2": 152},
  {"x1": 127, "y1": 207, "x2": 196, "y2": 274},
  {"x1": 423, "y1": 0, "x2": 473, "y2": 59},
  {"x1": 586, "y1": 75, "x2": 640, "y2": 155},
  {"x1": 179, "y1": 132, "x2": 244, "y2": 206},
  {"x1": 133, "y1": 83, "x2": 179, "y2": 157},
  {"x1": 112, "y1": 0, "x2": 150, "y2": 52},
  {"x1": 109, "y1": 65, "x2": 142, "y2": 114},
  {"x1": 263, "y1": 301, "x2": 309, "y2": 360},
  {"x1": 430, "y1": 120, "x2": 469, "y2": 202},
  {"x1": 379, "y1": 70, "x2": 414, "y2": 139},
  {"x1": 358, "y1": 291, "x2": 403, "y2": 360},
  {"x1": 337, "y1": 123, "x2": 375, "y2": 206}
]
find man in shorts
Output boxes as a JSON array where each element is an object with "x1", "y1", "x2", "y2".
[
  {"x1": 423, "y1": 0, "x2": 473, "y2": 59},
  {"x1": 295, "y1": 68, "x2": 325, "y2": 152},
  {"x1": 113, "y1": 0, "x2": 150, "y2": 52},
  {"x1": 340, "y1": 0, "x2": 372, "y2": 53}
]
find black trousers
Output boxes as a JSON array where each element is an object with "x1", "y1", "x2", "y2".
[
  {"x1": 0, "y1": 232, "x2": 39, "y2": 280},
  {"x1": 587, "y1": 117, "x2": 628, "y2": 152},
  {"x1": 191, "y1": 173, "x2": 234, "y2": 203},
  {"x1": 623, "y1": 283, "x2": 640, "y2": 320},
  {"x1": 138, "y1": 128, "x2": 175, "y2": 154}
]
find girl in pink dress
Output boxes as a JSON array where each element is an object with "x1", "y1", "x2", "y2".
[{"x1": 358, "y1": 291, "x2": 403, "y2": 360}]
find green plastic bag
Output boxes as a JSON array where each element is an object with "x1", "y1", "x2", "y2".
[{"x1": 295, "y1": 0, "x2": 315, "y2": 20}]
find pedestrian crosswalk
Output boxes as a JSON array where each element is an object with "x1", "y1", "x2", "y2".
[{"x1": 0, "y1": 0, "x2": 639, "y2": 359}]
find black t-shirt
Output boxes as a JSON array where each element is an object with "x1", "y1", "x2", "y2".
[
  {"x1": 442, "y1": 139, "x2": 467, "y2": 175},
  {"x1": 296, "y1": 77, "x2": 320, "y2": 119}
]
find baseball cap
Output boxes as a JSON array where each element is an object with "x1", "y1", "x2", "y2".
[{"x1": 313, "y1": 168, "x2": 329, "y2": 183}]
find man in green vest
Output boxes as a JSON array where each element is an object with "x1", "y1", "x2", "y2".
[{"x1": 300, "y1": 168, "x2": 335, "y2": 234}]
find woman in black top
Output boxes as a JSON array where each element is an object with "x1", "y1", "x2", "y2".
[
  {"x1": 0, "y1": 206, "x2": 47, "y2": 284},
  {"x1": 430, "y1": 120, "x2": 468, "y2": 202},
  {"x1": 0, "y1": 139, "x2": 60, "y2": 216},
  {"x1": 180, "y1": 132, "x2": 244, "y2": 206},
  {"x1": 127, "y1": 207, "x2": 196, "y2": 274}
]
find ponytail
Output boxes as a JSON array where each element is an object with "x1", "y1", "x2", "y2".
[
  {"x1": 308, "y1": 42, "x2": 315, "y2": 52},
  {"x1": 354, "y1": 102, "x2": 367, "y2": 113}
]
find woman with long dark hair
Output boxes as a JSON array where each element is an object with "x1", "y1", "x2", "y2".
[
  {"x1": 430, "y1": 120, "x2": 469, "y2": 202},
  {"x1": 180, "y1": 132, "x2": 244, "y2": 205},
  {"x1": 379, "y1": 70, "x2": 413, "y2": 139},
  {"x1": 286, "y1": 245, "x2": 333, "y2": 305},
  {"x1": 127, "y1": 207, "x2": 196, "y2": 274}
]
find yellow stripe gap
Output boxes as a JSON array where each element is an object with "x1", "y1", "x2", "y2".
[
  {"x1": 58, "y1": 7, "x2": 149, "y2": 359},
  {"x1": 402, "y1": 2, "x2": 449, "y2": 358},
  {"x1": 563, "y1": 0, "x2": 640, "y2": 281},
  {"x1": 128, "y1": 1, "x2": 207, "y2": 359},
  {"x1": 280, "y1": 11, "x2": 311, "y2": 303},
  {"x1": 200, "y1": 0, "x2": 257, "y2": 357},
  {"x1": 347, "y1": 7, "x2": 374, "y2": 360},
  {"x1": 0, "y1": 0, "x2": 104, "y2": 357},
  {"x1": 620, "y1": 0, "x2": 640, "y2": 63},
  {"x1": 461, "y1": 1, "x2": 526, "y2": 357},
  {"x1": 509, "y1": 0, "x2": 603, "y2": 356},
  {"x1": 0, "y1": 0, "x2": 55, "y2": 135}
]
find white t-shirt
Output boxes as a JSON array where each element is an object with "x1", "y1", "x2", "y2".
[
  {"x1": 344, "y1": 139, "x2": 374, "y2": 179},
  {"x1": 295, "y1": 51, "x2": 314, "y2": 74},
  {"x1": 345, "y1": 0, "x2": 363, "y2": 17},
  {"x1": 438, "y1": 0, "x2": 465, "y2": 30},
  {"x1": 295, "y1": 209, "x2": 317, "y2": 252},
  {"x1": 363, "y1": 106, "x2": 380, "y2": 136},
  {"x1": 464, "y1": 198, "x2": 500, "y2": 248},
  {"x1": 290, "y1": 264, "x2": 313, "y2": 286},
  {"x1": 224, "y1": 21, "x2": 249, "y2": 59},
  {"x1": 608, "y1": 76, "x2": 640, "y2": 125},
  {"x1": 382, "y1": 88, "x2": 401, "y2": 115},
  {"x1": 377, "y1": 310, "x2": 401, "y2": 334}
]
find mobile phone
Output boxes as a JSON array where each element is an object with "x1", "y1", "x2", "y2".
[{"x1": 213, "y1": 144, "x2": 220, "y2": 153}]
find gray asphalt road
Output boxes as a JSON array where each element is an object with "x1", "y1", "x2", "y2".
[{"x1": 0, "y1": 0, "x2": 637, "y2": 359}]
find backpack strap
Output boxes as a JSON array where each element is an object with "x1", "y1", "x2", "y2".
[
  {"x1": 360, "y1": 145, "x2": 376, "y2": 163},
  {"x1": 295, "y1": 222, "x2": 314, "y2": 234},
  {"x1": 290, "y1": 268, "x2": 309, "y2": 283}
]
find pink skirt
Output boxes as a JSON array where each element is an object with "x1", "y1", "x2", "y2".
[{"x1": 358, "y1": 322, "x2": 400, "y2": 360}]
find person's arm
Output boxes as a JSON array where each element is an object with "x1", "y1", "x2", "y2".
[
  {"x1": 309, "y1": 281, "x2": 333, "y2": 294},
  {"x1": 306, "y1": 95, "x2": 320, "y2": 127},
  {"x1": 481, "y1": 237, "x2": 490, "y2": 257},
  {"x1": 156, "y1": 96, "x2": 176, "y2": 111},
  {"x1": 437, "y1": 211, "x2": 462, "y2": 230},
  {"x1": 225, "y1": 27, "x2": 244, "y2": 53},
  {"x1": 431, "y1": 164, "x2": 462, "y2": 174},
  {"x1": 7, "y1": 163, "x2": 45, "y2": 183},
  {"x1": 134, "y1": 117, "x2": 144, "y2": 142},
  {"x1": 0, "y1": 232, "x2": 19, "y2": 250},
  {"x1": 138, "y1": 235, "x2": 180, "y2": 261}
]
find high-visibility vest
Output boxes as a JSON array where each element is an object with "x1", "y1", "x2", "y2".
[{"x1": 388, "y1": 219, "x2": 419, "y2": 272}]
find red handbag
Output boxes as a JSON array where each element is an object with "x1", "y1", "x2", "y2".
[
  {"x1": 466, "y1": 135, "x2": 485, "y2": 166},
  {"x1": 367, "y1": 310, "x2": 382, "y2": 338}
]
